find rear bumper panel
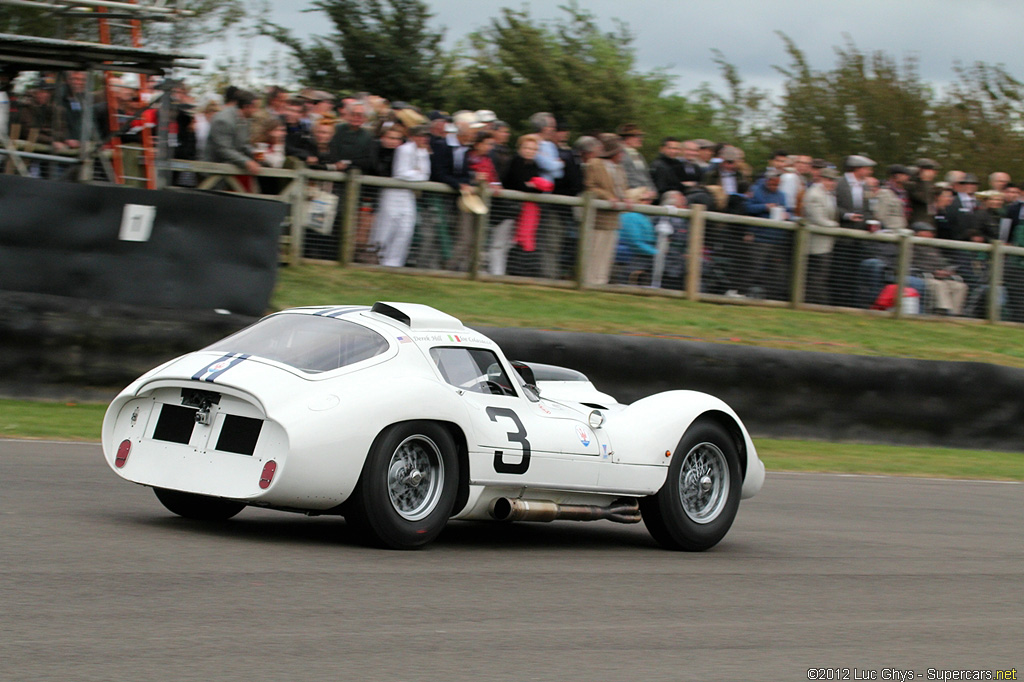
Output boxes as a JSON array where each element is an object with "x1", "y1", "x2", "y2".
[{"x1": 105, "y1": 386, "x2": 288, "y2": 502}]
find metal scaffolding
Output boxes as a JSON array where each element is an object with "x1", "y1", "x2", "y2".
[{"x1": 0, "y1": 0, "x2": 202, "y2": 185}]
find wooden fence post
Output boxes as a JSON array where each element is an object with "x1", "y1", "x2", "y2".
[
  {"x1": 288, "y1": 170, "x2": 308, "y2": 264},
  {"x1": 791, "y1": 221, "x2": 808, "y2": 308},
  {"x1": 989, "y1": 241, "x2": 1005, "y2": 322},
  {"x1": 340, "y1": 169, "x2": 361, "y2": 266},
  {"x1": 685, "y1": 204, "x2": 706, "y2": 301},
  {"x1": 892, "y1": 233, "x2": 913, "y2": 319},
  {"x1": 468, "y1": 183, "x2": 491, "y2": 280},
  {"x1": 576, "y1": 191, "x2": 596, "y2": 289}
]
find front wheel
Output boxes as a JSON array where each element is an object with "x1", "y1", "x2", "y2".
[
  {"x1": 153, "y1": 488, "x2": 246, "y2": 521},
  {"x1": 344, "y1": 421, "x2": 458, "y2": 550},
  {"x1": 640, "y1": 420, "x2": 741, "y2": 551}
]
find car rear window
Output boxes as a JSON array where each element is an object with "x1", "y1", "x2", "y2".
[{"x1": 204, "y1": 314, "x2": 390, "y2": 373}]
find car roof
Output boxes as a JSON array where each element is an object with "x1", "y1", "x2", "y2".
[{"x1": 280, "y1": 302, "x2": 467, "y2": 333}]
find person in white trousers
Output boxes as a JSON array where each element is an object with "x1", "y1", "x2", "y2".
[{"x1": 372, "y1": 125, "x2": 431, "y2": 267}]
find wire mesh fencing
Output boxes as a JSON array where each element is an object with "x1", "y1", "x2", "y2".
[
  {"x1": 299, "y1": 178, "x2": 343, "y2": 261},
  {"x1": 1003, "y1": 252, "x2": 1024, "y2": 322},
  {"x1": 155, "y1": 160, "x2": 1024, "y2": 324},
  {"x1": 482, "y1": 193, "x2": 579, "y2": 281}
]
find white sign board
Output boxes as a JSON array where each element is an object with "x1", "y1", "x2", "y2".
[{"x1": 119, "y1": 204, "x2": 156, "y2": 242}]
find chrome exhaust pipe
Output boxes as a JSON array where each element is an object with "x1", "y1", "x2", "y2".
[{"x1": 489, "y1": 497, "x2": 641, "y2": 524}]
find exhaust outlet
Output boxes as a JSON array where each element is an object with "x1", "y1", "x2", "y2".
[{"x1": 490, "y1": 497, "x2": 641, "y2": 524}]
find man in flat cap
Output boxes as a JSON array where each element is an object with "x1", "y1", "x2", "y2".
[
  {"x1": 802, "y1": 167, "x2": 841, "y2": 304},
  {"x1": 874, "y1": 164, "x2": 912, "y2": 232},
  {"x1": 836, "y1": 155, "x2": 876, "y2": 228},
  {"x1": 830, "y1": 155, "x2": 876, "y2": 307},
  {"x1": 942, "y1": 172, "x2": 980, "y2": 241},
  {"x1": 701, "y1": 145, "x2": 749, "y2": 211},
  {"x1": 907, "y1": 158, "x2": 939, "y2": 226},
  {"x1": 617, "y1": 123, "x2": 657, "y2": 196}
]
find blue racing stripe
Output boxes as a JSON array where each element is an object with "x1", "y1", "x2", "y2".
[
  {"x1": 192, "y1": 353, "x2": 251, "y2": 382},
  {"x1": 315, "y1": 305, "x2": 367, "y2": 318}
]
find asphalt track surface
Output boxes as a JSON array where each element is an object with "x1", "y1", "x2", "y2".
[{"x1": 2, "y1": 441, "x2": 1020, "y2": 682}]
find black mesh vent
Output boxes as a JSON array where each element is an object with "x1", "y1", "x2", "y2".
[
  {"x1": 216, "y1": 415, "x2": 263, "y2": 455},
  {"x1": 153, "y1": 404, "x2": 197, "y2": 444}
]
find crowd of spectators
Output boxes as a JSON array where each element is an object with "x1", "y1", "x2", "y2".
[{"x1": 3, "y1": 71, "x2": 1024, "y2": 321}]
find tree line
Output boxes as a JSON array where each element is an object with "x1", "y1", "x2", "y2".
[{"x1": 4, "y1": 0, "x2": 1023, "y2": 179}]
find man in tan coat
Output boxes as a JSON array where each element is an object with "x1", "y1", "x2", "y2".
[
  {"x1": 874, "y1": 164, "x2": 912, "y2": 232},
  {"x1": 802, "y1": 167, "x2": 840, "y2": 304},
  {"x1": 583, "y1": 133, "x2": 628, "y2": 285}
]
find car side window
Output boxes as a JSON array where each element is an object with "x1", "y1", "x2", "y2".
[{"x1": 430, "y1": 347, "x2": 517, "y2": 397}]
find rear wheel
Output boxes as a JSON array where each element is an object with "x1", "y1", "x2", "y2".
[
  {"x1": 345, "y1": 421, "x2": 458, "y2": 550},
  {"x1": 153, "y1": 488, "x2": 246, "y2": 521},
  {"x1": 640, "y1": 420, "x2": 741, "y2": 551}
]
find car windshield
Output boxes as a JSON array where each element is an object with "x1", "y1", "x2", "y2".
[{"x1": 204, "y1": 314, "x2": 390, "y2": 373}]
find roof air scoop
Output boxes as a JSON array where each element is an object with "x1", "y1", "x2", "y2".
[
  {"x1": 371, "y1": 302, "x2": 411, "y2": 326},
  {"x1": 370, "y1": 302, "x2": 465, "y2": 331}
]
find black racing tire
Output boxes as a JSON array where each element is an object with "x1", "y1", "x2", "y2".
[
  {"x1": 345, "y1": 421, "x2": 458, "y2": 550},
  {"x1": 639, "y1": 420, "x2": 742, "y2": 551},
  {"x1": 153, "y1": 488, "x2": 246, "y2": 521}
]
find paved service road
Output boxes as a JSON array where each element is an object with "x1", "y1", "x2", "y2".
[{"x1": 2, "y1": 441, "x2": 1020, "y2": 681}]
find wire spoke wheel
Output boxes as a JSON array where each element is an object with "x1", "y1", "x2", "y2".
[
  {"x1": 387, "y1": 435, "x2": 444, "y2": 521},
  {"x1": 677, "y1": 442, "x2": 729, "y2": 524},
  {"x1": 640, "y1": 420, "x2": 742, "y2": 551},
  {"x1": 345, "y1": 421, "x2": 458, "y2": 549}
]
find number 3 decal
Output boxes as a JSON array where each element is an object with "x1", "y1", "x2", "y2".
[{"x1": 487, "y1": 406, "x2": 531, "y2": 474}]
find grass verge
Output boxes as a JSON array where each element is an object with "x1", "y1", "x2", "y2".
[
  {"x1": 2, "y1": 400, "x2": 1020, "y2": 481},
  {"x1": 1, "y1": 399, "x2": 106, "y2": 441},
  {"x1": 272, "y1": 265, "x2": 1024, "y2": 369},
  {"x1": 5, "y1": 265, "x2": 1021, "y2": 479},
  {"x1": 757, "y1": 438, "x2": 1022, "y2": 481}
]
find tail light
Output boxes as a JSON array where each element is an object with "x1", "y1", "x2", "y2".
[
  {"x1": 115, "y1": 440, "x2": 132, "y2": 468},
  {"x1": 259, "y1": 461, "x2": 277, "y2": 489}
]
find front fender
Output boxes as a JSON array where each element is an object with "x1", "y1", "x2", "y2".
[{"x1": 602, "y1": 390, "x2": 764, "y2": 499}]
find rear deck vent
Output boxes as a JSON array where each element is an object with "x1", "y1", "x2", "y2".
[
  {"x1": 216, "y1": 415, "x2": 263, "y2": 455},
  {"x1": 153, "y1": 404, "x2": 197, "y2": 444}
]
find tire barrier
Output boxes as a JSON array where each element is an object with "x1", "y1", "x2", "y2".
[
  {"x1": 478, "y1": 326, "x2": 1024, "y2": 453},
  {"x1": 1, "y1": 291, "x2": 1021, "y2": 451},
  {"x1": 0, "y1": 291, "x2": 255, "y2": 400}
]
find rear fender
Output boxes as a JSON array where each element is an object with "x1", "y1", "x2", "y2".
[{"x1": 265, "y1": 376, "x2": 472, "y2": 507}]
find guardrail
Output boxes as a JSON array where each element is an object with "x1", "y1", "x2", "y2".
[{"x1": 94, "y1": 159, "x2": 1024, "y2": 323}]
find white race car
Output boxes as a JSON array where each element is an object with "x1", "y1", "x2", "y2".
[{"x1": 102, "y1": 302, "x2": 765, "y2": 550}]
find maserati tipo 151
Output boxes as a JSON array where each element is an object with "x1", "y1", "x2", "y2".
[{"x1": 102, "y1": 302, "x2": 764, "y2": 550}]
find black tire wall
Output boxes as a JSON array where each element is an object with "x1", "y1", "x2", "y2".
[
  {"x1": 1, "y1": 293, "x2": 1021, "y2": 452},
  {"x1": 478, "y1": 326, "x2": 1024, "y2": 452},
  {"x1": 0, "y1": 291, "x2": 255, "y2": 397}
]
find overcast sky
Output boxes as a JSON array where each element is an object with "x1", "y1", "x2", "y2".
[{"x1": 214, "y1": 0, "x2": 1024, "y2": 98}]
